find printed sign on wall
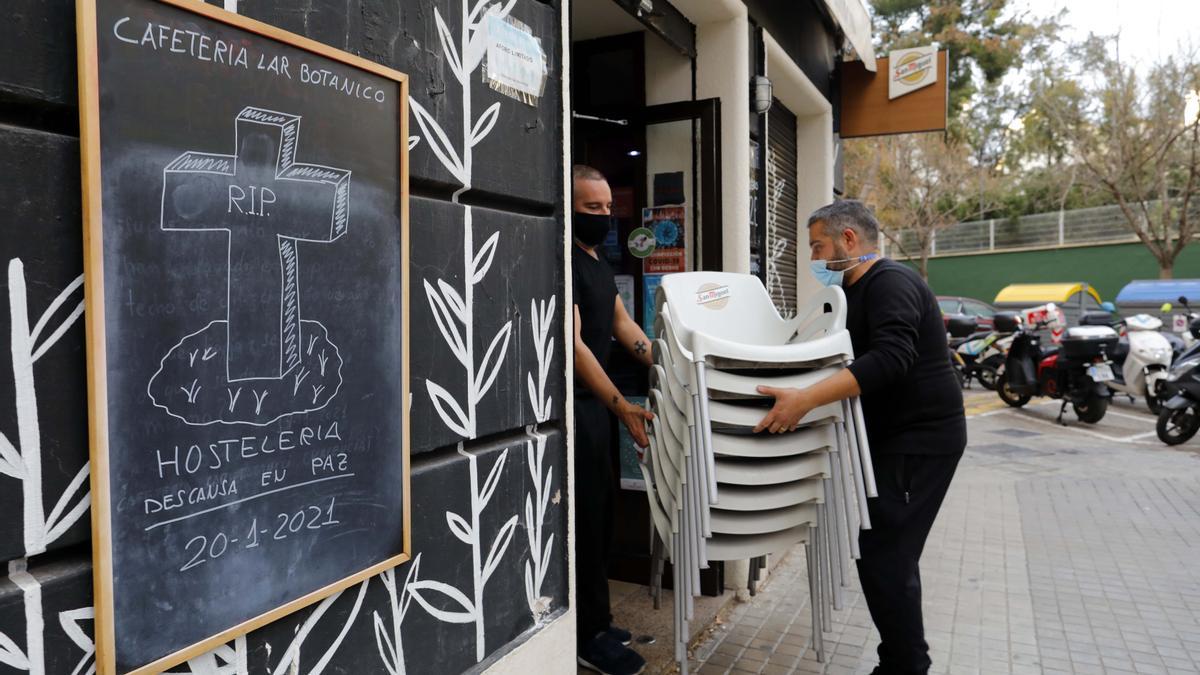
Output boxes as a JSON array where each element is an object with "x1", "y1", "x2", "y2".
[
  {"x1": 642, "y1": 205, "x2": 686, "y2": 274},
  {"x1": 484, "y1": 12, "x2": 548, "y2": 105}
]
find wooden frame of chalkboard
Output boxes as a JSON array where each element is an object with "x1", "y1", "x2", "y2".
[{"x1": 76, "y1": 0, "x2": 411, "y2": 672}]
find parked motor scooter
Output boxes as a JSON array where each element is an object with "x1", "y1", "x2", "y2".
[
  {"x1": 1155, "y1": 315, "x2": 1200, "y2": 444},
  {"x1": 1161, "y1": 296, "x2": 1200, "y2": 351},
  {"x1": 949, "y1": 312, "x2": 1020, "y2": 390},
  {"x1": 997, "y1": 311, "x2": 1119, "y2": 425},
  {"x1": 1079, "y1": 310, "x2": 1173, "y2": 413},
  {"x1": 947, "y1": 315, "x2": 981, "y2": 388}
]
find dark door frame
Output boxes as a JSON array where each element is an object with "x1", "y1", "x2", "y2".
[{"x1": 640, "y1": 99, "x2": 722, "y2": 272}]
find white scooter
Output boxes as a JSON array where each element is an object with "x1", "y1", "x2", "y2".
[{"x1": 1099, "y1": 313, "x2": 1174, "y2": 413}]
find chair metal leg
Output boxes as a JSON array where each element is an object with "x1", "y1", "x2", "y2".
[
  {"x1": 825, "y1": 451, "x2": 846, "y2": 572},
  {"x1": 820, "y1": 514, "x2": 830, "y2": 629},
  {"x1": 691, "y1": 445, "x2": 709, "y2": 570},
  {"x1": 841, "y1": 403, "x2": 872, "y2": 530},
  {"x1": 828, "y1": 447, "x2": 857, "y2": 568},
  {"x1": 650, "y1": 531, "x2": 664, "y2": 609},
  {"x1": 682, "y1": 462, "x2": 696, "y2": 619},
  {"x1": 689, "y1": 421, "x2": 713, "y2": 537},
  {"x1": 674, "y1": 531, "x2": 683, "y2": 663},
  {"x1": 688, "y1": 454, "x2": 699, "y2": 614},
  {"x1": 808, "y1": 536, "x2": 825, "y2": 663},
  {"x1": 851, "y1": 397, "x2": 877, "y2": 498},
  {"x1": 824, "y1": 476, "x2": 847, "y2": 610},
  {"x1": 833, "y1": 422, "x2": 862, "y2": 559},
  {"x1": 817, "y1": 509, "x2": 833, "y2": 634},
  {"x1": 692, "y1": 363, "x2": 720, "y2": 504}
]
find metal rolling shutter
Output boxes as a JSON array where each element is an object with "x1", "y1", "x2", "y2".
[{"x1": 766, "y1": 99, "x2": 799, "y2": 318}]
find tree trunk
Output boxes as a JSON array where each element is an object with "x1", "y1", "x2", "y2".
[
  {"x1": 919, "y1": 254, "x2": 930, "y2": 281},
  {"x1": 1160, "y1": 263, "x2": 1174, "y2": 279}
]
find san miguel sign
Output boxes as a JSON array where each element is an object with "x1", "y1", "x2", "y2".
[
  {"x1": 888, "y1": 46, "x2": 938, "y2": 99},
  {"x1": 839, "y1": 47, "x2": 948, "y2": 138}
]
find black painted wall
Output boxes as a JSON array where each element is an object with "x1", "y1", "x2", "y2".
[
  {"x1": 0, "y1": 1, "x2": 568, "y2": 673},
  {"x1": 743, "y1": 0, "x2": 840, "y2": 103}
]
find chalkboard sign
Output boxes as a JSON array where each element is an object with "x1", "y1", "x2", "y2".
[{"x1": 76, "y1": 1, "x2": 410, "y2": 672}]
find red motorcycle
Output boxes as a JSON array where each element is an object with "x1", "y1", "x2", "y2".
[{"x1": 997, "y1": 318, "x2": 1119, "y2": 425}]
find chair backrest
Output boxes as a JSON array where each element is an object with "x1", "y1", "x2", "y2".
[
  {"x1": 789, "y1": 286, "x2": 848, "y2": 342},
  {"x1": 649, "y1": 389, "x2": 687, "y2": 458},
  {"x1": 644, "y1": 431, "x2": 678, "y2": 516},
  {"x1": 647, "y1": 423, "x2": 680, "y2": 498},
  {"x1": 659, "y1": 314, "x2": 698, "y2": 377},
  {"x1": 651, "y1": 388, "x2": 689, "y2": 452},
  {"x1": 660, "y1": 272, "x2": 797, "y2": 346},
  {"x1": 651, "y1": 363, "x2": 690, "y2": 412}
]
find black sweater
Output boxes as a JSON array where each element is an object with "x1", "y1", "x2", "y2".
[{"x1": 844, "y1": 259, "x2": 966, "y2": 455}]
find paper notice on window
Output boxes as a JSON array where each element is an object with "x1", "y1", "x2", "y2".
[{"x1": 484, "y1": 13, "x2": 547, "y2": 105}]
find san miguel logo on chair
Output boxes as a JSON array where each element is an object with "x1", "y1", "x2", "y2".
[{"x1": 888, "y1": 46, "x2": 937, "y2": 100}]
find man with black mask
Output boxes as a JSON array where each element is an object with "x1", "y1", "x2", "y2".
[{"x1": 572, "y1": 164, "x2": 653, "y2": 675}]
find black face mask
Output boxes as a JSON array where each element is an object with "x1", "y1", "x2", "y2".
[{"x1": 573, "y1": 212, "x2": 614, "y2": 247}]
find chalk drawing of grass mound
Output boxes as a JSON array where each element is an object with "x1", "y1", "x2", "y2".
[{"x1": 147, "y1": 320, "x2": 343, "y2": 426}]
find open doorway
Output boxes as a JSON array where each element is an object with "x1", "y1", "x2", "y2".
[{"x1": 570, "y1": 0, "x2": 722, "y2": 595}]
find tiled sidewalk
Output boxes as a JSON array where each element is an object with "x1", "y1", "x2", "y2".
[{"x1": 687, "y1": 397, "x2": 1200, "y2": 675}]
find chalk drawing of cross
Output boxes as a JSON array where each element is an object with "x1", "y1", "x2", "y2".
[{"x1": 161, "y1": 107, "x2": 351, "y2": 381}]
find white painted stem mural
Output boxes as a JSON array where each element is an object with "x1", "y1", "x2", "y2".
[
  {"x1": 0, "y1": 260, "x2": 88, "y2": 557},
  {"x1": 408, "y1": 448, "x2": 519, "y2": 662},
  {"x1": 523, "y1": 296, "x2": 557, "y2": 622},
  {"x1": 163, "y1": 582, "x2": 370, "y2": 675},
  {"x1": 412, "y1": 0, "x2": 516, "y2": 440},
  {"x1": 0, "y1": 259, "x2": 91, "y2": 675},
  {"x1": 406, "y1": 0, "x2": 553, "y2": 665},
  {"x1": 373, "y1": 554, "x2": 423, "y2": 675}
]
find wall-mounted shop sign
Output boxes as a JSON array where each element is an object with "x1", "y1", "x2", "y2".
[
  {"x1": 76, "y1": 0, "x2": 411, "y2": 672},
  {"x1": 888, "y1": 46, "x2": 938, "y2": 99},
  {"x1": 839, "y1": 49, "x2": 949, "y2": 138}
]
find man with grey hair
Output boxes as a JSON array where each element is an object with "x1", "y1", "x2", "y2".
[{"x1": 755, "y1": 200, "x2": 966, "y2": 675}]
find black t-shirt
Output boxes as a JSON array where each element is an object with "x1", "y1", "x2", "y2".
[
  {"x1": 573, "y1": 245, "x2": 616, "y2": 396},
  {"x1": 844, "y1": 258, "x2": 966, "y2": 455}
]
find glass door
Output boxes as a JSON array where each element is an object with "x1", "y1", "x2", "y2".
[{"x1": 635, "y1": 99, "x2": 722, "y2": 335}]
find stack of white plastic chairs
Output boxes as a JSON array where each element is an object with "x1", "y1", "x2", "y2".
[{"x1": 637, "y1": 272, "x2": 877, "y2": 673}]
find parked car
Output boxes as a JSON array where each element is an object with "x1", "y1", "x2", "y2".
[{"x1": 938, "y1": 295, "x2": 998, "y2": 330}]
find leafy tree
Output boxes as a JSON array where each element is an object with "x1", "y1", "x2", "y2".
[
  {"x1": 1037, "y1": 37, "x2": 1200, "y2": 278},
  {"x1": 848, "y1": 133, "x2": 993, "y2": 279},
  {"x1": 870, "y1": 0, "x2": 1060, "y2": 119},
  {"x1": 844, "y1": 1, "x2": 1062, "y2": 264}
]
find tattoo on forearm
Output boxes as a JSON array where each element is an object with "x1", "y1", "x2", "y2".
[
  {"x1": 612, "y1": 394, "x2": 620, "y2": 408},
  {"x1": 634, "y1": 340, "x2": 647, "y2": 355}
]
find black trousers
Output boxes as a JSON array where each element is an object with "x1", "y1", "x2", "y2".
[
  {"x1": 574, "y1": 397, "x2": 614, "y2": 647},
  {"x1": 856, "y1": 452, "x2": 961, "y2": 675}
]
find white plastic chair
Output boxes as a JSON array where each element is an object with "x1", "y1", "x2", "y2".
[
  {"x1": 714, "y1": 453, "x2": 829, "y2": 485},
  {"x1": 648, "y1": 273, "x2": 888, "y2": 672},
  {"x1": 658, "y1": 277, "x2": 877, "y2": 503},
  {"x1": 709, "y1": 503, "x2": 818, "y2": 535}
]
